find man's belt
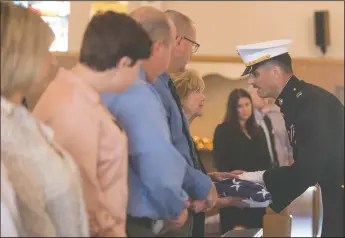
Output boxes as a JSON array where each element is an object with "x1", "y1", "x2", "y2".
[
  {"x1": 127, "y1": 215, "x2": 164, "y2": 235},
  {"x1": 127, "y1": 215, "x2": 153, "y2": 229}
]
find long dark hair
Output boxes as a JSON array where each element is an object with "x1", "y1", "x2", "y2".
[{"x1": 223, "y1": 88, "x2": 260, "y2": 137}]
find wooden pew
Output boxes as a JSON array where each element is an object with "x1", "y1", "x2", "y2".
[{"x1": 263, "y1": 185, "x2": 323, "y2": 237}]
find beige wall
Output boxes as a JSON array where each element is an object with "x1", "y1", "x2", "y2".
[
  {"x1": 162, "y1": 1, "x2": 344, "y2": 58},
  {"x1": 69, "y1": 2, "x2": 93, "y2": 52},
  {"x1": 58, "y1": 2, "x2": 344, "y2": 140},
  {"x1": 68, "y1": 1, "x2": 344, "y2": 58}
]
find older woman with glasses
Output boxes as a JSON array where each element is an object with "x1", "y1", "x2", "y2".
[{"x1": 1, "y1": 3, "x2": 89, "y2": 236}]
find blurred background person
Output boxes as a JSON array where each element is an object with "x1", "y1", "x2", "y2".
[
  {"x1": 1, "y1": 2, "x2": 89, "y2": 236},
  {"x1": 33, "y1": 10, "x2": 152, "y2": 237},
  {"x1": 249, "y1": 87, "x2": 293, "y2": 167},
  {"x1": 250, "y1": 88, "x2": 279, "y2": 168},
  {"x1": 250, "y1": 88, "x2": 294, "y2": 167},
  {"x1": 213, "y1": 88, "x2": 273, "y2": 233}
]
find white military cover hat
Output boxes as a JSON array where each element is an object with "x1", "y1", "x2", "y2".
[{"x1": 236, "y1": 39, "x2": 292, "y2": 76}]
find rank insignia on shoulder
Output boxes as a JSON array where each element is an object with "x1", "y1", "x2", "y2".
[{"x1": 296, "y1": 91, "x2": 303, "y2": 98}]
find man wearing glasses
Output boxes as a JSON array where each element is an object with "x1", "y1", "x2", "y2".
[{"x1": 154, "y1": 10, "x2": 216, "y2": 237}]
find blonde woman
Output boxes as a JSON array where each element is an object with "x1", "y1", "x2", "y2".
[
  {"x1": 170, "y1": 68, "x2": 206, "y2": 123},
  {"x1": 170, "y1": 69, "x2": 247, "y2": 236},
  {"x1": 170, "y1": 68, "x2": 246, "y2": 187},
  {"x1": 1, "y1": 3, "x2": 89, "y2": 236}
]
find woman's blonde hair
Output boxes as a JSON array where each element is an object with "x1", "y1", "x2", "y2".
[
  {"x1": 170, "y1": 68, "x2": 205, "y2": 102},
  {"x1": 1, "y1": 2, "x2": 54, "y2": 98}
]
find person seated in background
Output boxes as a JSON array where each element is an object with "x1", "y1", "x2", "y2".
[
  {"x1": 1, "y1": 2, "x2": 89, "y2": 236},
  {"x1": 250, "y1": 88, "x2": 293, "y2": 167},
  {"x1": 33, "y1": 10, "x2": 152, "y2": 237},
  {"x1": 213, "y1": 88, "x2": 273, "y2": 233}
]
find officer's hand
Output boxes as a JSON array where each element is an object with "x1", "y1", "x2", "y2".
[
  {"x1": 238, "y1": 171, "x2": 266, "y2": 184},
  {"x1": 208, "y1": 170, "x2": 246, "y2": 181}
]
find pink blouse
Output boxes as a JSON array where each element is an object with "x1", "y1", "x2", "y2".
[{"x1": 33, "y1": 68, "x2": 128, "y2": 237}]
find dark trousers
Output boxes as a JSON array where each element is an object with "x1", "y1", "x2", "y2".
[
  {"x1": 126, "y1": 216, "x2": 155, "y2": 237},
  {"x1": 126, "y1": 212, "x2": 193, "y2": 237},
  {"x1": 192, "y1": 212, "x2": 205, "y2": 237},
  {"x1": 321, "y1": 187, "x2": 344, "y2": 237},
  {"x1": 219, "y1": 207, "x2": 265, "y2": 234}
]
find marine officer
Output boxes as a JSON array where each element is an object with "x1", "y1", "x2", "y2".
[{"x1": 236, "y1": 39, "x2": 344, "y2": 237}]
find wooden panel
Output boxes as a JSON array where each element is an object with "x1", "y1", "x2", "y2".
[
  {"x1": 263, "y1": 214, "x2": 292, "y2": 237},
  {"x1": 42, "y1": 53, "x2": 344, "y2": 139},
  {"x1": 28, "y1": 53, "x2": 342, "y2": 120},
  {"x1": 312, "y1": 185, "x2": 323, "y2": 237},
  {"x1": 264, "y1": 186, "x2": 319, "y2": 237}
]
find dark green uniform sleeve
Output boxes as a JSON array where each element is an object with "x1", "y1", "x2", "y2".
[{"x1": 263, "y1": 101, "x2": 331, "y2": 213}]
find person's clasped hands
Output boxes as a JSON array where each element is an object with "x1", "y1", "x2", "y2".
[{"x1": 189, "y1": 170, "x2": 250, "y2": 213}]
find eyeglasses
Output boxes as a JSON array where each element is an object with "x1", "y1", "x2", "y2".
[{"x1": 178, "y1": 36, "x2": 200, "y2": 53}]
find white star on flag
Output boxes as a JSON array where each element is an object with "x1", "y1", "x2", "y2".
[
  {"x1": 257, "y1": 189, "x2": 269, "y2": 199},
  {"x1": 230, "y1": 179, "x2": 241, "y2": 192}
]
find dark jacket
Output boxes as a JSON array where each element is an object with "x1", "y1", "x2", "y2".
[{"x1": 263, "y1": 75, "x2": 344, "y2": 237}]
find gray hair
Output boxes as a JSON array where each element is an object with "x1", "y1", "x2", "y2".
[
  {"x1": 164, "y1": 10, "x2": 193, "y2": 36},
  {"x1": 130, "y1": 6, "x2": 172, "y2": 45}
]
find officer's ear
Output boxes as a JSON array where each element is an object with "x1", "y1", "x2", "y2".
[{"x1": 271, "y1": 65, "x2": 282, "y2": 79}]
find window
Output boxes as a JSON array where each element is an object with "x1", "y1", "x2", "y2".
[
  {"x1": 91, "y1": 1, "x2": 128, "y2": 15},
  {"x1": 13, "y1": 1, "x2": 70, "y2": 52}
]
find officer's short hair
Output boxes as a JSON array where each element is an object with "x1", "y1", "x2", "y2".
[
  {"x1": 264, "y1": 53, "x2": 293, "y2": 74},
  {"x1": 130, "y1": 7, "x2": 172, "y2": 46},
  {"x1": 164, "y1": 10, "x2": 193, "y2": 36},
  {"x1": 79, "y1": 11, "x2": 152, "y2": 72}
]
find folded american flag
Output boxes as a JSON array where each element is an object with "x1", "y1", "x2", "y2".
[{"x1": 213, "y1": 178, "x2": 272, "y2": 204}]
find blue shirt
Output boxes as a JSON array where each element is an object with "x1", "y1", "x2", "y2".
[
  {"x1": 101, "y1": 67, "x2": 208, "y2": 219},
  {"x1": 154, "y1": 72, "x2": 212, "y2": 199}
]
